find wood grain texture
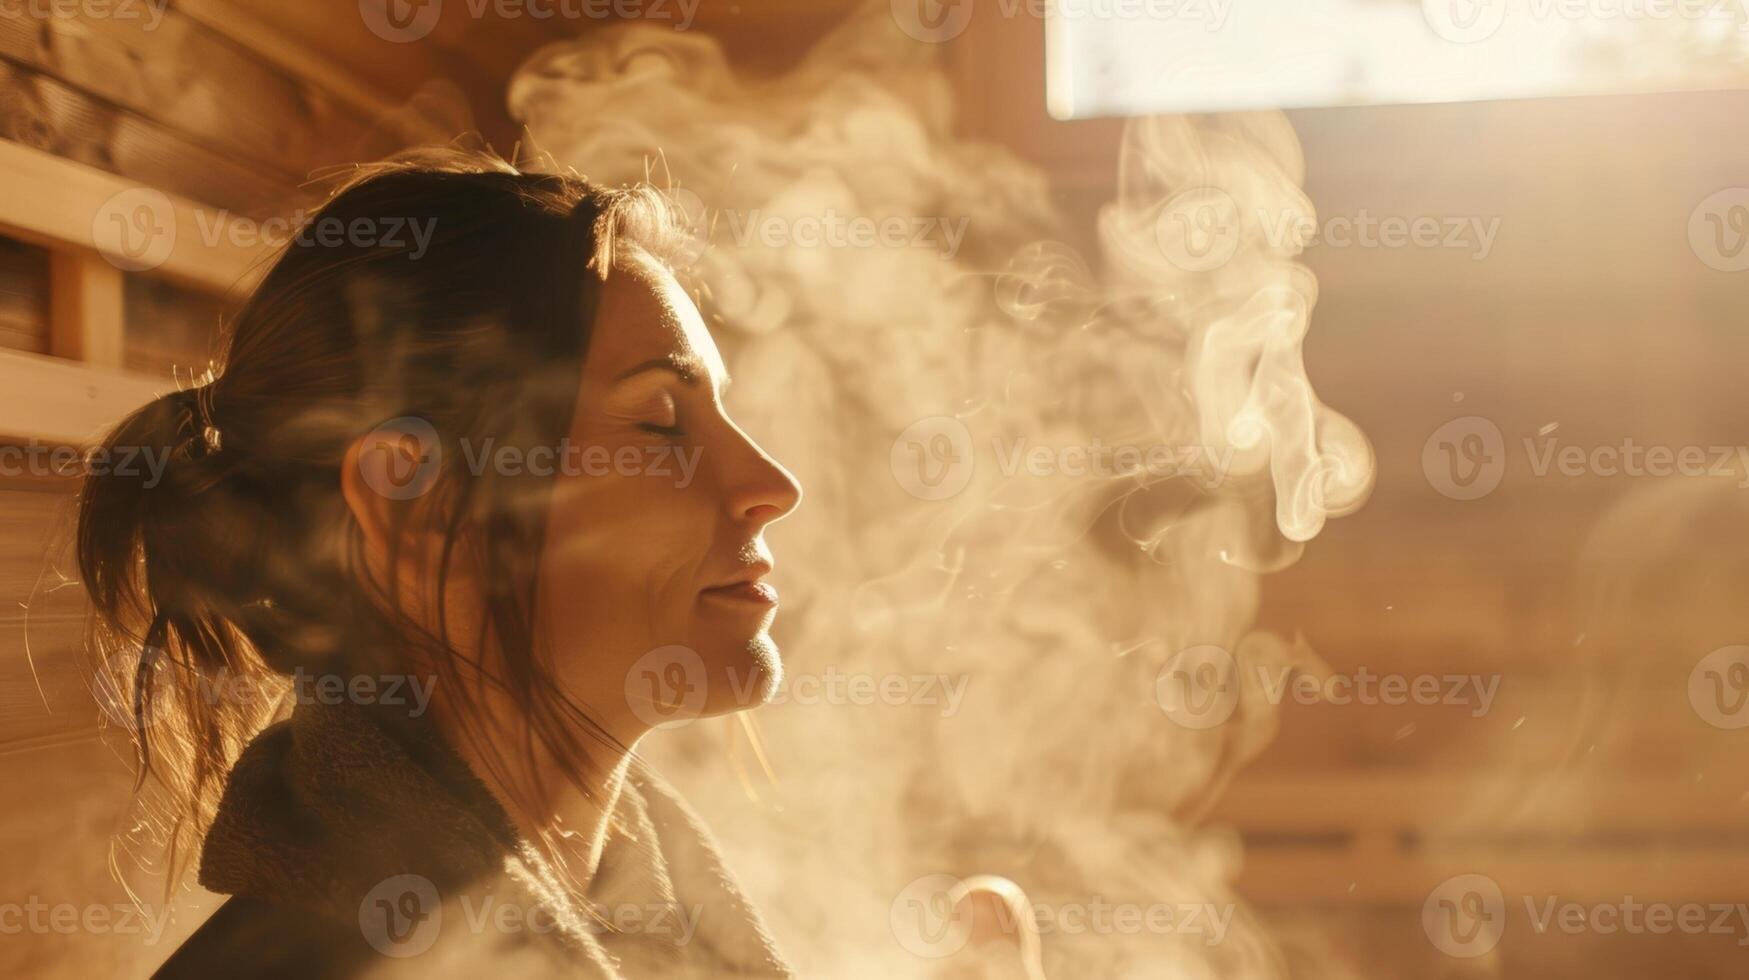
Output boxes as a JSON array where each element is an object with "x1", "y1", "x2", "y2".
[
  {"x1": 122, "y1": 275, "x2": 229, "y2": 378},
  {"x1": 0, "y1": 4, "x2": 374, "y2": 186},
  {"x1": 0, "y1": 139, "x2": 267, "y2": 295},
  {"x1": 0, "y1": 235, "x2": 50, "y2": 355},
  {"x1": 0, "y1": 734, "x2": 218, "y2": 978},
  {"x1": 49, "y1": 251, "x2": 124, "y2": 367}
]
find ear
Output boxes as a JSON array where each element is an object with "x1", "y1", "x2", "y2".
[{"x1": 340, "y1": 418, "x2": 446, "y2": 565}]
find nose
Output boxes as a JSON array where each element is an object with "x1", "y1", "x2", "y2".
[{"x1": 725, "y1": 433, "x2": 802, "y2": 527}]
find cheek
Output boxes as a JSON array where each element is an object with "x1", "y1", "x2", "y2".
[{"x1": 536, "y1": 467, "x2": 715, "y2": 621}]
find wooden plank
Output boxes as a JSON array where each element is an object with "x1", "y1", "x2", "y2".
[
  {"x1": 1214, "y1": 773, "x2": 1749, "y2": 835},
  {"x1": 0, "y1": 138, "x2": 268, "y2": 295},
  {"x1": 0, "y1": 5, "x2": 374, "y2": 185},
  {"x1": 0, "y1": 734, "x2": 219, "y2": 976},
  {"x1": 0, "y1": 480, "x2": 97, "y2": 746},
  {"x1": 1236, "y1": 850, "x2": 1749, "y2": 905},
  {"x1": 48, "y1": 251, "x2": 124, "y2": 368},
  {"x1": 172, "y1": 0, "x2": 400, "y2": 119},
  {"x1": 202, "y1": 0, "x2": 518, "y2": 150},
  {"x1": 0, "y1": 347, "x2": 162, "y2": 446},
  {"x1": 0, "y1": 234, "x2": 50, "y2": 355},
  {"x1": 0, "y1": 60, "x2": 303, "y2": 217}
]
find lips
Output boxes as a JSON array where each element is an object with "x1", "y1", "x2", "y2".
[
  {"x1": 700, "y1": 580, "x2": 779, "y2": 605},
  {"x1": 701, "y1": 562, "x2": 778, "y2": 606}
]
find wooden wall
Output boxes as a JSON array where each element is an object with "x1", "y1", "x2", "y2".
[
  {"x1": 948, "y1": 8, "x2": 1749, "y2": 978},
  {"x1": 0, "y1": 3, "x2": 526, "y2": 975}
]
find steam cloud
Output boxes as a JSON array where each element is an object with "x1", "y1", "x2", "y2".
[{"x1": 509, "y1": 7, "x2": 1373, "y2": 976}]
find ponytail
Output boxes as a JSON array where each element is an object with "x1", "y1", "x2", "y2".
[{"x1": 77, "y1": 380, "x2": 287, "y2": 876}]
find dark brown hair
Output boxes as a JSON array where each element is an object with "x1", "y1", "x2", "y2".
[{"x1": 75, "y1": 147, "x2": 685, "y2": 882}]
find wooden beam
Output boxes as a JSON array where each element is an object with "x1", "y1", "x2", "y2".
[
  {"x1": 1214, "y1": 772, "x2": 1749, "y2": 834},
  {"x1": 0, "y1": 347, "x2": 162, "y2": 446},
  {"x1": 1235, "y1": 850, "x2": 1749, "y2": 906},
  {"x1": 0, "y1": 139, "x2": 268, "y2": 296},
  {"x1": 47, "y1": 251, "x2": 124, "y2": 368},
  {"x1": 0, "y1": 5, "x2": 376, "y2": 184},
  {"x1": 171, "y1": 0, "x2": 399, "y2": 120}
]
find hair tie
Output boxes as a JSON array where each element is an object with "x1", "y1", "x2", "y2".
[
  {"x1": 195, "y1": 385, "x2": 223, "y2": 456},
  {"x1": 171, "y1": 384, "x2": 223, "y2": 458}
]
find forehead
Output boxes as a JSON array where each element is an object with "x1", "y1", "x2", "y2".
[{"x1": 586, "y1": 252, "x2": 724, "y2": 381}]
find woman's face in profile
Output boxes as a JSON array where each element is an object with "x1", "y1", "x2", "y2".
[{"x1": 537, "y1": 253, "x2": 801, "y2": 737}]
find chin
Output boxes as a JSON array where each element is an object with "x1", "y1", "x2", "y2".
[{"x1": 706, "y1": 632, "x2": 783, "y2": 715}]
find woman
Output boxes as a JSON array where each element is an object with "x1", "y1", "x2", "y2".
[{"x1": 77, "y1": 149, "x2": 802, "y2": 977}]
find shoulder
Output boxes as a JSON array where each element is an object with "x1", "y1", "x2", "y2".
[{"x1": 152, "y1": 894, "x2": 370, "y2": 979}]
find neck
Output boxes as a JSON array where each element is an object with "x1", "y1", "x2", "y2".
[{"x1": 440, "y1": 698, "x2": 650, "y2": 887}]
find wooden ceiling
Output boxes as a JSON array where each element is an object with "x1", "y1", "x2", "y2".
[{"x1": 182, "y1": 0, "x2": 869, "y2": 151}]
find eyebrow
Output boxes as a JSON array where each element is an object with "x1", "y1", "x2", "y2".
[{"x1": 613, "y1": 354, "x2": 730, "y2": 391}]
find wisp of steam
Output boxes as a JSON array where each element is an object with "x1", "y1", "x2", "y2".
[{"x1": 508, "y1": 7, "x2": 1373, "y2": 976}]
